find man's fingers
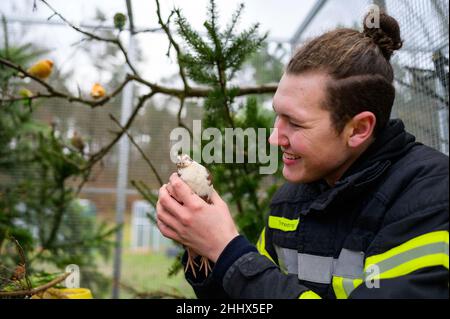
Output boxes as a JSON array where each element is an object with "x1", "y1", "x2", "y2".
[
  {"x1": 169, "y1": 173, "x2": 199, "y2": 206},
  {"x1": 157, "y1": 217, "x2": 181, "y2": 242},
  {"x1": 166, "y1": 182, "x2": 183, "y2": 204},
  {"x1": 156, "y1": 200, "x2": 182, "y2": 234},
  {"x1": 209, "y1": 189, "x2": 223, "y2": 205},
  {"x1": 159, "y1": 183, "x2": 184, "y2": 215}
]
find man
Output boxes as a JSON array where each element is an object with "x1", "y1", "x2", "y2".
[{"x1": 156, "y1": 12, "x2": 448, "y2": 299}]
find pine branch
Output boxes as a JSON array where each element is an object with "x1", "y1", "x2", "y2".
[
  {"x1": 223, "y1": 3, "x2": 244, "y2": 48},
  {"x1": 174, "y1": 9, "x2": 214, "y2": 62},
  {"x1": 204, "y1": 0, "x2": 223, "y2": 56}
]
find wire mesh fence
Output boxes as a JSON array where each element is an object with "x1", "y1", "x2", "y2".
[{"x1": 387, "y1": 0, "x2": 449, "y2": 154}]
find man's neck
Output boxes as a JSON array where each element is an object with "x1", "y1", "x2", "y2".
[{"x1": 325, "y1": 138, "x2": 375, "y2": 187}]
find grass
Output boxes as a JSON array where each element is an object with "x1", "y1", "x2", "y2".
[
  {"x1": 27, "y1": 222, "x2": 196, "y2": 299},
  {"x1": 95, "y1": 219, "x2": 196, "y2": 299},
  {"x1": 30, "y1": 217, "x2": 196, "y2": 299},
  {"x1": 116, "y1": 251, "x2": 195, "y2": 299}
]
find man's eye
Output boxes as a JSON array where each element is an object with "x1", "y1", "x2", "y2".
[{"x1": 290, "y1": 122, "x2": 303, "y2": 128}]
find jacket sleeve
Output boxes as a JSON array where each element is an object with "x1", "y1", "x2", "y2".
[
  {"x1": 183, "y1": 234, "x2": 320, "y2": 299},
  {"x1": 182, "y1": 252, "x2": 230, "y2": 299},
  {"x1": 350, "y1": 185, "x2": 449, "y2": 299},
  {"x1": 218, "y1": 231, "x2": 320, "y2": 299}
]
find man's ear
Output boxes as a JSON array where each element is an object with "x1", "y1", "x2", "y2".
[{"x1": 346, "y1": 112, "x2": 376, "y2": 148}]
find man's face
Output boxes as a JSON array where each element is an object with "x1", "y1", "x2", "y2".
[{"x1": 269, "y1": 72, "x2": 353, "y2": 185}]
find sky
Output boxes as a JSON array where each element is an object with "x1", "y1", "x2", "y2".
[{"x1": 0, "y1": 0, "x2": 318, "y2": 93}]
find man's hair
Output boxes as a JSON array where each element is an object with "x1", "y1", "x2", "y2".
[{"x1": 287, "y1": 12, "x2": 403, "y2": 136}]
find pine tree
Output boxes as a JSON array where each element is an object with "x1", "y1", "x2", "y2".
[
  {"x1": 0, "y1": 42, "x2": 116, "y2": 297},
  {"x1": 172, "y1": 0, "x2": 283, "y2": 243}
]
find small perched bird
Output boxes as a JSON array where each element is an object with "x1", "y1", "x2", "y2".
[
  {"x1": 176, "y1": 154, "x2": 213, "y2": 278},
  {"x1": 18, "y1": 88, "x2": 33, "y2": 98},
  {"x1": 26, "y1": 59, "x2": 53, "y2": 79},
  {"x1": 10, "y1": 263, "x2": 26, "y2": 281},
  {"x1": 113, "y1": 13, "x2": 127, "y2": 31},
  {"x1": 90, "y1": 83, "x2": 106, "y2": 99},
  {"x1": 70, "y1": 131, "x2": 86, "y2": 155}
]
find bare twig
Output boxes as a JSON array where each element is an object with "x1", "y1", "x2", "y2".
[
  {"x1": 0, "y1": 57, "x2": 135, "y2": 108},
  {"x1": 130, "y1": 74, "x2": 278, "y2": 97},
  {"x1": 72, "y1": 89, "x2": 154, "y2": 195},
  {"x1": 176, "y1": 96, "x2": 193, "y2": 138},
  {"x1": 109, "y1": 114, "x2": 164, "y2": 187},
  {"x1": 133, "y1": 27, "x2": 163, "y2": 35},
  {"x1": 131, "y1": 180, "x2": 158, "y2": 206},
  {"x1": 39, "y1": 0, "x2": 140, "y2": 76},
  {"x1": 0, "y1": 58, "x2": 277, "y2": 105},
  {"x1": 155, "y1": 0, "x2": 189, "y2": 91},
  {"x1": 78, "y1": 91, "x2": 156, "y2": 182}
]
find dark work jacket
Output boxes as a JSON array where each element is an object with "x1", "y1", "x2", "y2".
[{"x1": 183, "y1": 119, "x2": 449, "y2": 299}]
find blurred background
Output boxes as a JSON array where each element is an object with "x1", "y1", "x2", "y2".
[{"x1": 0, "y1": 0, "x2": 448, "y2": 299}]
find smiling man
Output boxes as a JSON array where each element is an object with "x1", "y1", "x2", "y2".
[
  {"x1": 156, "y1": 12, "x2": 449, "y2": 299},
  {"x1": 271, "y1": 72, "x2": 376, "y2": 186}
]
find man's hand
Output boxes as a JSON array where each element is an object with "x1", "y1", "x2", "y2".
[{"x1": 156, "y1": 173, "x2": 239, "y2": 263}]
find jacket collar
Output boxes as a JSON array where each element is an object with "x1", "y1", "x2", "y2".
[{"x1": 342, "y1": 119, "x2": 417, "y2": 179}]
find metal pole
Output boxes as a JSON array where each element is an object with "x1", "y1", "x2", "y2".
[
  {"x1": 437, "y1": 106, "x2": 448, "y2": 155},
  {"x1": 289, "y1": 0, "x2": 329, "y2": 51},
  {"x1": 435, "y1": 77, "x2": 449, "y2": 155},
  {"x1": 112, "y1": 0, "x2": 136, "y2": 299},
  {"x1": 373, "y1": 0, "x2": 386, "y2": 11}
]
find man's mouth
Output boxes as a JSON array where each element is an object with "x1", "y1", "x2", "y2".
[{"x1": 283, "y1": 151, "x2": 301, "y2": 160}]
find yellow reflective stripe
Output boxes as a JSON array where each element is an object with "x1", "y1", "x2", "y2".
[
  {"x1": 368, "y1": 253, "x2": 449, "y2": 280},
  {"x1": 332, "y1": 276, "x2": 363, "y2": 299},
  {"x1": 332, "y1": 276, "x2": 347, "y2": 299},
  {"x1": 268, "y1": 216, "x2": 299, "y2": 232},
  {"x1": 364, "y1": 231, "x2": 449, "y2": 280},
  {"x1": 299, "y1": 290, "x2": 322, "y2": 299},
  {"x1": 365, "y1": 231, "x2": 448, "y2": 266},
  {"x1": 256, "y1": 228, "x2": 276, "y2": 264}
]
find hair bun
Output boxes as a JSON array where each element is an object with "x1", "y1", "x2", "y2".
[{"x1": 363, "y1": 11, "x2": 403, "y2": 60}]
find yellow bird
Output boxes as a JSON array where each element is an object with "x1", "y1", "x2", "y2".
[
  {"x1": 18, "y1": 88, "x2": 33, "y2": 98},
  {"x1": 27, "y1": 59, "x2": 53, "y2": 79},
  {"x1": 90, "y1": 83, "x2": 106, "y2": 99}
]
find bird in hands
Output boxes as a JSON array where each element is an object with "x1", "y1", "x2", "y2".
[{"x1": 175, "y1": 154, "x2": 214, "y2": 278}]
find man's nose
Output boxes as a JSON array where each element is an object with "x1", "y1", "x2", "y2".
[{"x1": 268, "y1": 127, "x2": 288, "y2": 147}]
